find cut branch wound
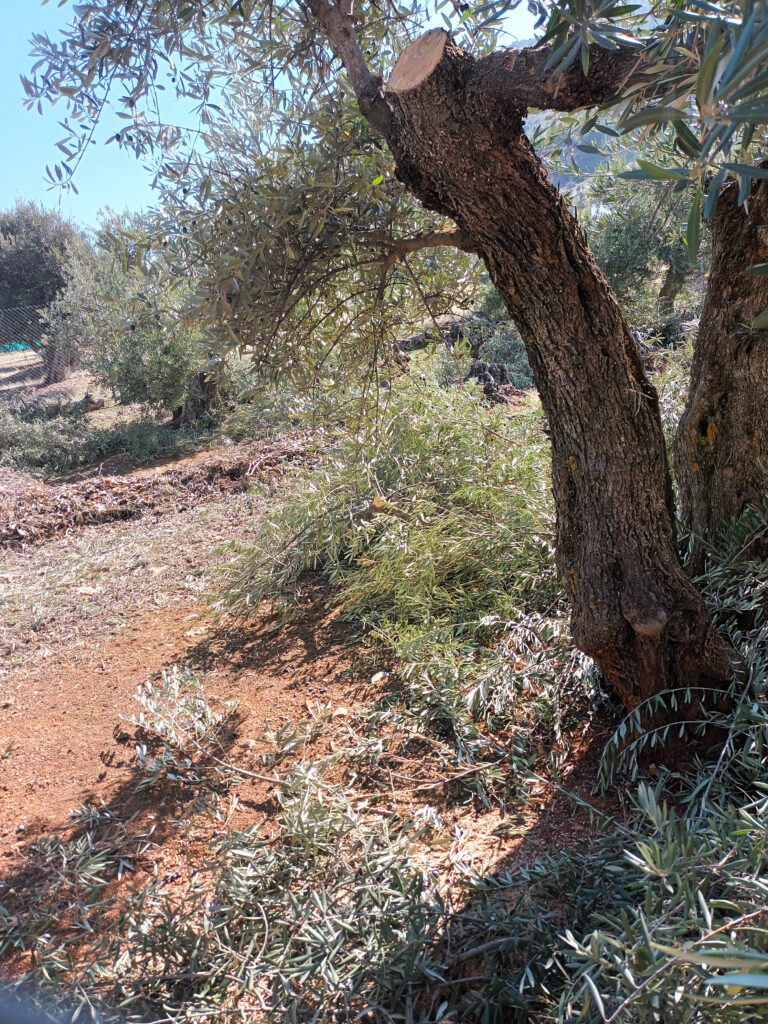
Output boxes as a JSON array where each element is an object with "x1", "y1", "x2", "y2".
[{"x1": 387, "y1": 29, "x2": 448, "y2": 94}]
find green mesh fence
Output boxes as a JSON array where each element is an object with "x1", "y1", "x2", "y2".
[{"x1": 0, "y1": 306, "x2": 42, "y2": 350}]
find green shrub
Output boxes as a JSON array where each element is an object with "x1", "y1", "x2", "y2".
[
  {"x1": 44, "y1": 242, "x2": 201, "y2": 413},
  {"x1": 220, "y1": 379, "x2": 599, "y2": 792},
  {"x1": 222, "y1": 378, "x2": 556, "y2": 617},
  {"x1": 437, "y1": 305, "x2": 534, "y2": 391},
  {"x1": 478, "y1": 324, "x2": 533, "y2": 389},
  {"x1": 0, "y1": 405, "x2": 199, "y2": 475}
]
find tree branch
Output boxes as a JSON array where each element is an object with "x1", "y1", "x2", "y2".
[
  {"x1": 369, "y1": 228, "x2": 479, "y2": 268},
  {"x1": 470, "y1": 41, "x2": 646, "y2": 113},
  {"x1": 301, "y1": 0, "x2": 392, "y2": 133},
  {"x1": 367, "y1": 228, "x2": 478, "y2": 303},
  {"x1": 387, "y1": 28, "x2": 646, "y2": 115}
]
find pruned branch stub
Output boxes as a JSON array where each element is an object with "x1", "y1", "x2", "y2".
[{"x1": 387, "y1": 29, "x2": 449, "y2": 94}]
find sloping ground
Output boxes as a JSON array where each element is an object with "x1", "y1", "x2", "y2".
[
  {"x1": 0, "y1": 434, "x2": 310, "y2": 546},
  {"x1": 0, "y1": 595, "x2": 370, "y2": 863},
  {"x1": 0, "y1": 349, "x2": 101, "y2": 408},
  {"x1": 0, "y1": 461, "x2": 386, "y2": 985},
  {"x1": 0, "y1": 438, "x2": 617, "y2": 1022},
  {"x1": 0, "y1": 349, "x2": 44, "y2": 400}
]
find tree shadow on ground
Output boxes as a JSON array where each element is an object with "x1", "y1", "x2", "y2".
[
  {"x1": 0, "y1": 590, "x2": 372, "y2": 991},
  {"x1": 400, "y1": 725, "x2": 636, "y2": 1022},
  {"x1": 186, "y1": 580, "x2": 358, "y2": 680},
  {"x1": 0, "y1": 361, "x2": 45, "y2": 399},
  {"x1": 0, "y1": 588, "x2": 630, "y2": 1023},
  {"x1": 0, "y1": 696, "x2": 246, "y2": 981}
]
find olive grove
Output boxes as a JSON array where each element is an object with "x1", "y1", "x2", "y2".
[{"x1": 24, "y1": 0, "x2": 768, "y2": 735}]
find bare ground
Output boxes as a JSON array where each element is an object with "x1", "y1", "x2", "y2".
[{"x1": 0, "y1": 350, "x2": 102, "y2": 407}]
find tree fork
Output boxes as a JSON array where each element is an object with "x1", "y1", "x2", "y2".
[
  {"x1": 382, "y1": 30, "x2": 736, "y2": 717},
  {"x1": 675, "y1": 176, "x2": 768, "y2": 573}
]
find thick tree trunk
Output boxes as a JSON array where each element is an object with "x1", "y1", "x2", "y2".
[
  {"x1": 171, "y1": 369, "x2": 220, "y2": 428},
  {"x1": 384, "y1": 32, "x2": 734, "y2": 716},
  {"x1": 675, "y1": 177, "x2": 768, "y2": 573}
]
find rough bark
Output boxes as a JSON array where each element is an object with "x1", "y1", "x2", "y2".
[
  {"x1": 171, "y1": 370, "x2": 220, "y2": 428},
  {"x1": 380, "y1": 32, "x2": 735, "y2": 715},
  {"x1": 675, "y1": 177, "x2": 768, "y2": 573}
]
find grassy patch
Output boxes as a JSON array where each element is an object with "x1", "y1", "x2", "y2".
[
  {"x1": 0, "y1": 378, "x2": 330, "y2": 478},
  {"x1": 0, "y1": 405, "x2": 201, "y2": 476}
]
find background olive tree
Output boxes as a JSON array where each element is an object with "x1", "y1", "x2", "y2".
[
  {"x1": 44, "y1": 212, "x2": 200, "y2": 413},
  {"x1": 0, "y1": 200, "x2": 83, "y2": 382},
  {"x1": 0, "y1": 200, "x2": 79, "y2": 310}
]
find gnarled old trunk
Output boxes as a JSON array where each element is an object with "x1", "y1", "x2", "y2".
[
  {"x1": 675, "y1": 176, "x2": 768, "y2": 574},
  {"x1": 383, "y1": 31, "x2": 734, "y2": 716},
  {"x1": 43, "y1": 339, "x2": 72, "y2": 385},
  {"x1": 171, "y1": 369, "x2": 221, "y2": 428}
]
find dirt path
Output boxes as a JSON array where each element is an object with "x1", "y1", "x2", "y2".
[
  {"x1": 0, "y1": 437, "x2": 364, "y2": 866},
  {"x1": 1, "y1": 603, "x2": 207, "y2": 855},
  {"x1": 0, "y1": 449, "x2": 609, "y2": 870},
  {"x1": 0, "y1": 594, "x2": 368, "y2": 863},
  {"x1": 0, "y1": 549, "x2": 376, "y2": 990},
  {"x1": 0, "y1": 441, "x2": 615, "y2": 1013}
]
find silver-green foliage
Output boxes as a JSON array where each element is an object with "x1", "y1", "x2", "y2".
[
  {"x1": 151, "y1": 86, "x2": 481, "y2": 390},
  {"x1": 23, "y1": 2, "x2": 488, "y2": 391},
  {"x1": 109, "y1": 774, "x2": 443, "y2": 1023},
  {"x1": 509, "y1": 782, "x2": 768, "y2": 1024},
  {"x1": 584, "y1": 173, "x2": 692, "y2": 301},
  {"x1": 0, "y1": 405, "x2": 198, "y2": 475},
  {"x1": 221, "y1": 377, "x2": 593, "y2": 788},
  {"x1": 128, "y1": 666, "x2": 240, "y2": 790},
  {"x1": 223, "y1": 378, "x2": 555, "y2": 618},
  {"x1": 44, "y1": 236, "x2": 200, "y2": 412}
]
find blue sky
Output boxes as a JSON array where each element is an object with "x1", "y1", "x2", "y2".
[
  {"x1": 0, "y1": 2, "x2": 165, "y2": 228},
  {"x1": 1, "y1": 2, "x2": 536, "y2": 230}
]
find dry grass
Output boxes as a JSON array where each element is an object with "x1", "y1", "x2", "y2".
[
  {"x1": 0, "y1": 350, "x2": 118, "y2": 412},
  {"x1": 0, "y1": 429, "x2": 318, "y2": 667},
  {"x1": 0, "y1": 490, "x2": 261, "y2": 665}
]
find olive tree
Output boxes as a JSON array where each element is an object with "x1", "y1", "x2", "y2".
[
  {"x1": 0, "y1": 200, "x2": 78, "y2": 310},
  {"x1": 150, "y1": 88, "x2": 482, "y2": 393},
  {"x1": 0, "y1": 200, "x2": 83, "y2": 382},
  {"x1": 44, "y1": 219, "x2": 199, "y2": 412},
  {"x1": 23, "y1": 0, "x2": 768, "y2": 730}
]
